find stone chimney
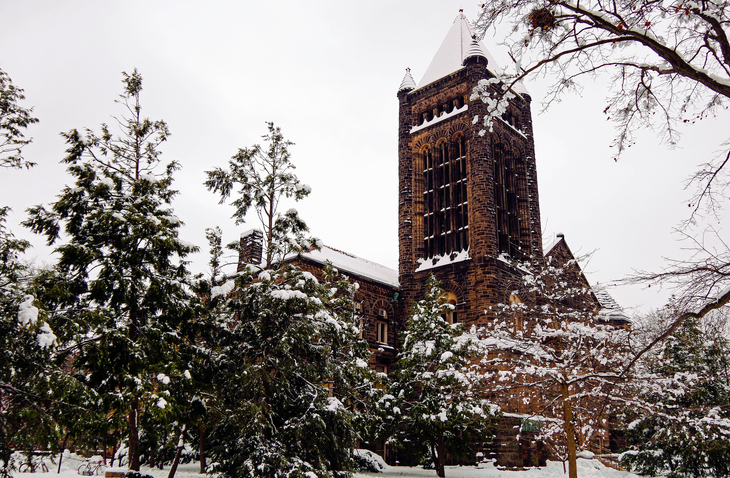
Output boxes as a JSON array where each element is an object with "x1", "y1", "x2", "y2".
[{"x1": 237, "y1": 229, "x2": 263, "y2": 271}]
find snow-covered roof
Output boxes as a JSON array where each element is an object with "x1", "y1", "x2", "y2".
[
  {"x1": 418, "y1": 12, "x2": 503, "y2": 88},
  {"x1": 416, "y1": 12, "x2": 529, "y2": 96},
  {"x1": 594, "y1": 289, "x2": 631, "y2": 324},
  {"x1": 297, "y1": 246, "x2": 400, "y2": 288}
]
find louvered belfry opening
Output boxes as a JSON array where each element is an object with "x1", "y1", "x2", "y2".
[
  {"x1": 422, "y1": 134, "x2": 469, "y2": 258},
  {"x1": 493, "y1": 142, "x2": 529, "y2": 260}
]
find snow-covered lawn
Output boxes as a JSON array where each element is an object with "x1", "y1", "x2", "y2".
[
  {"x1": 11, "y1": 451, "x2": 646, "y2": 478},
  {"x1": 353, "y1": 458, "x2": 645, "y2": 478}
]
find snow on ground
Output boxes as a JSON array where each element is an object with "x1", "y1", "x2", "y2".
[
  {"x1": 354, "y1": 458, "x2": 645, "y2": 478},
  {"x1": 11, "y1": 452, "x2": 205, "y2": 478},
  {"x1": 12, "y1": 451, "x2": 646, "y2": 478}
]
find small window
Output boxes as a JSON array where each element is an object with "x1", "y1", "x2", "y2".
[
  {"x1": 440, "y1": 291, "x2": 458, "y2": 324},
  {"x1": 510, "y1": 293, "x2": 523, "y2": 331},
  {"x1": 376, "y1": 321, "x2": 388, "y2": 344},
  {"x1": 374, "y1": 364, "x2": 388, "y2": 390}
]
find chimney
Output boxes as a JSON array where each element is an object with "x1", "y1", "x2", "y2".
[{"x1": 237, "y1": 229, "x2": 263, "y2": 271}]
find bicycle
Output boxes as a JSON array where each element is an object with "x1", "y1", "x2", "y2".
[
  {"x1": 77, "y1": 459, "x2": 105, "y2": 476},
  {"x1": 18, "y1": 457, "x2": 49, "y2": 473}
]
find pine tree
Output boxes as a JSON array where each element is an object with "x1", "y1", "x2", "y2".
[
  {"x1": 622, "y1": 316, "x2": 730, "y2": 478},
  {"x1": 204, "y1": 125, "x2": 376, "y2": 477},
  {"x1": 481, "y1": 257, "x2": 632, "y2": 478},
  {"x1": 207, "y1": 263, "x2": 375, "y2": 478},
  {"x1": 204, "y1": 121, "x2": 311, "y2": 267},
  {"x1": 24, "y1": 69, "x2": 199, "y2": 471},
  {"x1": 387, "y1": 275, "x2": 495, "y2": 478},
  {"x1": 0, "y1": 67, "x2": 38, "y2": 170}
]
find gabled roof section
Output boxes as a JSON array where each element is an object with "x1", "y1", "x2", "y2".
[
  {"x1": 297, "y1": 246, "x2": 400, "y2": 288},
  {"x1": 418, "y1": 12, "x2": 502, "y2": 88},
  {"x1": 546, "y1": 234, "x2": 630, "y2": 324}
]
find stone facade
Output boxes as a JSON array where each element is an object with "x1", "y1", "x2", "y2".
[
  {"x1": 398, "y1": 53, "x2": 543, "y2": 334},
  {"x1": 234, "y1": 13, "x2": 627, "y2": 469}
]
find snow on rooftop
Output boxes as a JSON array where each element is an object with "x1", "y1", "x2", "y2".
[
  {"x1": 594, "y1": 288, "x2": 631, "y2": 323},
  {"x1": 298, "y1": 246, "x2": 399, "y2": 288},
  {"x1": 418, "y1": 13, "x2": 503, "y2": 88},
  {"x1": 416, "y1": 13, "x2": 529, "y2": 96}
]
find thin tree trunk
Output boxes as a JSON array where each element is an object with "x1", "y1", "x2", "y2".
[
  {"x1": 199, "y1": 427, "x2": 206, "y2": 474},
  {"x1": 167, "y1": 427, "x2": 185, "y2": 478},
  {"x1": 111, "y1": 443, "x2": 118, "y2": 468},
  {"x1": 436, "y1": 432, "x2": 446, "y2": 478},
  {"x1": 561, "y1": 382, "x2": 578, "y2": 478},
  {"x1": 57, "y1": 437, "x2": 68, "y2": 474},
  {"x1": 128, "y1": 398, "x2": 140, "y2": 471}
]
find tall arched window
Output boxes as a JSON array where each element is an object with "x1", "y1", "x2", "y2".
[
  {"x1": 493, "y1": 142, "x2": 526, "y2": 259},
  {"x1": 423, "y1": 134, "x2": 468, "y2": 258}
]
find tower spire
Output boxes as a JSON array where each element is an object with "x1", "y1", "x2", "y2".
[{"x1": 398, "y1": 67, "x2": 417, "y2": 92}]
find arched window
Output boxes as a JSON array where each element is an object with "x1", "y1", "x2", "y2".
[
  {"x1": 440, "y1": 291, "x2": 459, "y2": 324},
  {"x1": 422, "y1": 135, "x2": 468, "y2": 258},
  {"x1": 376, "y1": 309, "x2": 388, "y2": 344},
  {"x1": 493, "y1": 142, "x2": 525, "y2": 259}
]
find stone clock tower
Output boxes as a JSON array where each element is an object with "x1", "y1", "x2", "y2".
[{"x1": 397, "y1": 12, "x2": 543, "y2": 324}]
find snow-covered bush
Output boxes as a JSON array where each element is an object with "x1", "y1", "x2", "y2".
[{"x1": 352, "y1": 449, "x2": 387, "y2": 473}]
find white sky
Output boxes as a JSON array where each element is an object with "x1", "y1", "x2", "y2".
[{"x1": 1, "y1": 0, "x2": 727, "y2": 315}]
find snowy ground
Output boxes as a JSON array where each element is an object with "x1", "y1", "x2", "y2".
[
  {"x1": 353, "y1": 458, "x2": 644, "y2": 478},
  {"x1": 12, "y1": 451, "x2": 646, "y2": 478}
]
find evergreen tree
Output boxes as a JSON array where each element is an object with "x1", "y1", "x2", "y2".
[
  {"x1": 207, "y1": 263, "x2": 375, "y2": 478},
  {"x1": 0, "y1": 67, "x2": 38, "y2": 169},
  {"x1": 387, "y1": 275, "x2": 495, "y2": 478},
  {"x1": 0, "y1": 209, "x2": 62, "y2": 476},
  {"x1": 205, "y1": 125, "x2": 376, "y2": 477},
  {"x1": 622, "y1": 316, "x2": 730, "y2": 478},
  {"x1": 205, "y1": 121, "x2": 311, "y2": 267},
  {"x1": 24, "y1": 69, "x2": 198, "y2": 471}
]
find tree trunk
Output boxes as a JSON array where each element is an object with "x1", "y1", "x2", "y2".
[
  {"x1": 561, "y1": 382, "x2": 578, "y2": 478},
  {"x1": 199, "y1": 427, "x2": 206, "y2": 474},
  {"x1": 57, "y1": 437, "x2": 68, "y2": 474},
  {"x1": 167, "y1": 427, "x2": 185, "y2": 478},
  {"x1": 436, "y1": 432, "x2": 446, "y2": 478},
  {"x1": 128, "y1": 398, "x2": 140, "y2": 471}
]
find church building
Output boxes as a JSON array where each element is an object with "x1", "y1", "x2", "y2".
[{"x1": 238, "y1": 11, "x2": 625, "y2": 468}]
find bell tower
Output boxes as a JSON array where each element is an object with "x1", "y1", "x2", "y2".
[{"x1": 397, "y1": 12, "x2": 543, "y2": 323}]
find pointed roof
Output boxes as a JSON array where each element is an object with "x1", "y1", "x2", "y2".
[
  {"x1": 464, "y1": 37, "x2": 487, "y2": 62},
  {"x1": 398, "y1": 68, "x2": 417, "y2": 92},
  {"x1": 418, "y1": 12, "x2": 502, "y2": 88}
]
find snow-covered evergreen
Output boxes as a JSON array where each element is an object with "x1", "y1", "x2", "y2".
[
  {"x1": 206, "y1": 263, "x2": 376, "y2": 478},
  {"x1": 0, "y1": 208, "x2": 62, "y2": 477},
  {"x1": 23, "y1": 70, "x2": 199, "y2": 471},
  {"x1": 386, "y1": 275, "x2": 495, "y2": 478},
  {"x1": 622, "y1": 315, "x2": 730, "y2": 478}
]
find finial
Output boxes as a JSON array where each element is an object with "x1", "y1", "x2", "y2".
[
  {"x1": 398, "y1": 67, "x2": 417, "y2": 92},
  {"x1": 463, "y1": 37, "x2": 487, "y2": 64}
]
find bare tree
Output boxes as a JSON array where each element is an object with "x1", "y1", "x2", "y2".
[
  {"x1": 472, "y1": 0, "x2": 730, "y2": 338},
  {"x1": 480, "y1": 256, "x2": 633, "y2": 478}
]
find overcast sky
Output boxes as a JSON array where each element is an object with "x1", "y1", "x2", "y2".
[{"x1": 1, "y1": 1, "x2": 727, "y2": 315}]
